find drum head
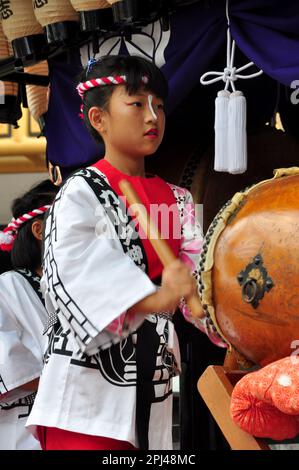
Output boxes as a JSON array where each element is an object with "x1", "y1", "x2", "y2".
[{"x1": 200, "y1": 168, "x2": 299, "y2": 366}]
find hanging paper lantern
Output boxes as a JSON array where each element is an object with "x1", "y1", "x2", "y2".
[
  {"x1": 1, "y1": 0, "x2": 46, "y2": 60},
  {"x1": 25, "y1": 60, "x2": 49, "y2": 131},
  {"x1": 70, "y1": 0, "x2": 110, "y2": 9},
  {"x1": 69, "y1": 0, "x2": 113, "y2": 33},
  {"x1": 0, "y1": 23, "x2": 22, "y2": 126},
  {"x1": 33, "y1": 0, "x2": 79, "y2": 45},
  {"x1": 106, "y1": 0, "x2": 120, "y2": 5}
]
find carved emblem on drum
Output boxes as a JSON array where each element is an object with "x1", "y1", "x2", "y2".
[{"x1": 237, "y1": 254, "x2": 274, "y2": 309}]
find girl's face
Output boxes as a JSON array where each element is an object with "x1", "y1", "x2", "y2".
[{"x1": 94, "y1": 85, "x2": 165, "y2": 160}]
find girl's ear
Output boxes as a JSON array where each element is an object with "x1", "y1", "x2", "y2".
[
  {"x1": 31, "y1": 219, "x2": 43, "y2": 241},
  {"x1": 88, "y1": 106, "x2": 107, "y2": 134}
]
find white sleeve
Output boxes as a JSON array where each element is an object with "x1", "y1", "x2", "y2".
[
  {"x1": 42, "y1": 176, "x2": 157, "y2": 355},
  {"x1": 170, "y1": 185, "x2": 227, "y2": 348},
  {"x1": 0, "y1": 273, "x2": 44, "y2": 397}
]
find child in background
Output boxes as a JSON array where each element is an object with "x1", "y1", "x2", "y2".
[{"x1": 0, "y1": 180, "x2": 57, "y2": 449}]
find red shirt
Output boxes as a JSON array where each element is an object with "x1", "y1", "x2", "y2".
[{"x1": 93, "y1": 159, "x2": 181, "y2": 282}]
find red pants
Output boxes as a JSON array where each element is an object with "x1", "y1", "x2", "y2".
[{"x1": 37, "y1": 426, "x2": 137, "y2": 450}]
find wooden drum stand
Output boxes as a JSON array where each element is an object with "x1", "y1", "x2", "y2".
[{"x1": 197, "y1": 351, "x2": 270, "y2": 450}]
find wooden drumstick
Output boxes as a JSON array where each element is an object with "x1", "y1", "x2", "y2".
[{"x1": 119, "y1": 179, "x2": 204, "y2": 319}]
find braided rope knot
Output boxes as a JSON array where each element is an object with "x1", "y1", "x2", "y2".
[
  {"x1": 200, "y1": 28, "x2": 263, "y2": 92},
  {"x1": 9, "y1": 207, "x2": 50, "y2": 231},
  {"x1": 77, "y1": 74, "x2": 149, "y2": 99},
  {"x1": 0, "y1": 205, "x2": 51, "y2": 252},
  {"x1": 223, "y1": 66, "x2": 237, "y2": 83}
]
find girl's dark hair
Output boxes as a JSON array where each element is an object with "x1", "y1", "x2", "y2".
[
  {"x1": 10, "y1": 179, "x2": 58, "y2": 273},
  {"x1": 79, "y1": 55, "x2": 168, "y2": 144}
]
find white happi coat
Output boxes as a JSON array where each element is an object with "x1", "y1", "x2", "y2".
[
  {"x1": 27, "y1": 166, "x2": 223, "y2": 449},
  {"x1": 0, "y1": 270, "x2": 47, "y2": 450}
]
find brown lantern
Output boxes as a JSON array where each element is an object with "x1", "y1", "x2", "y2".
[
  {"x1": 69, "y1": 1, "x2": 113, "y2": 33},
  {"x1": 0, "y1": 22, "x2": 22, "y2": 126},
  {"x1": 24, "y1": 60, "x2": 49, "y2": 131},
  {"x1": 1, "y1": 0, "x2": 46, "y2": 61},
  {"x1": 33, "y1": 0, "x2": 79, "y2": 45}
]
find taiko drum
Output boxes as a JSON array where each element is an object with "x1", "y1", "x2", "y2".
[{"x1": 199, "y1": 168, "x2": 299, "y2": 366}]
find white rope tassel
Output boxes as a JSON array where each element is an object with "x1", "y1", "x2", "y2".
[
  {"x1": 228, "y1": 91, "x2": 247, "y2": 174},
  {"x1": 200, "y1": 0, "x2": 262, "y2": 174},
  {"x1": 214, "y1": 90, "x2": 230, "y2": 172}
]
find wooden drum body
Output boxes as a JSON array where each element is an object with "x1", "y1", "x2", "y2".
[{"x1": 199, "y1": 168, "x2": 299, "y2": 367}]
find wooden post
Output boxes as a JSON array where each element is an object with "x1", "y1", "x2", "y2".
[{"x1": 197, "y1": 365, "x2": 270, "y2": 450}]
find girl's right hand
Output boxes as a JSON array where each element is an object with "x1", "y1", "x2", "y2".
[
  {"x1": 157, "y1": 259, "x2": 197, "y2": 312},
  {"x1": 127, "y1": 259, "x2": 197, "y2": 316}
]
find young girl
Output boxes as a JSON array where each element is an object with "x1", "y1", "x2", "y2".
[
  {"x1": 27, "y1": 55, "x2": 225, "y2": 450},
  {"x1": 0, "y1": 180, "x2": 58, "y2": 449}
]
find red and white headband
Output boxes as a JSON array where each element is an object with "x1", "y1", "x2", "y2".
[
  {"x1": 76, "y1": 74, "x2": 149, "y2": 99},
  {"x1": 0, "y1": 205, "x2": 51, "y2": 252}
]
